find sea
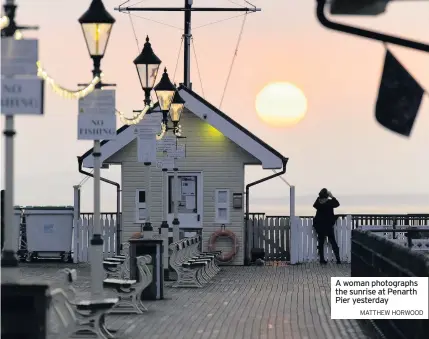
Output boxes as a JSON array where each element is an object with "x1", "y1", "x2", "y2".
[{"x1": 250, "y1": 194, "x2": 429, "y2": 216}]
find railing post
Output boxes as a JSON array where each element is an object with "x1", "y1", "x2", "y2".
[
  {"x1": 290, "y1": 216, "x2": 299, "y2": 264},
  {"x1": 159, "y1": 225, "x2": 169, "y2": 279},
  {"x1": 73, "y1": 185, "x2": 80, "y2": 264},
  {"x1": 346, "y1": 215, "x2": 352, "y2": 262},
  {"x1": 246, "y1": 218, "x2": 253, "y2": 265},
  {"x1": 406, "y1": 232, "x2": 413, "y2": 249},
  {"x1": 289, "y1": 185, "x2": 295, "y2": 218},
  {"x1": 392, "y1": 217, "x2": 397, "y2": 239}
]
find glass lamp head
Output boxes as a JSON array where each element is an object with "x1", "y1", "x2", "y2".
[
  {"x1": 78, "y1": 0, "x2": 115, "y2": 57},
  {"x1": 133, "y1": 36, "x2": 162, "y2": 91},
  {"x1": 154, "y1": 68, "x2": 176, "y2": 112}
]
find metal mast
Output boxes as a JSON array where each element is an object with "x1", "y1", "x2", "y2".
[{"x1": 115, "y1": 1, "x2": 261, "y2": 88}]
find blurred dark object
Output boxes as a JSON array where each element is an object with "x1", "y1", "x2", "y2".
[
  {"x1": 251, "y1": 248, "x2": 265, "y2": 262},
  {"x1": 375, "y1": 50, "x2": 424, "y2": 137},
  {"x1": 330, "y1": 0, "x2": 388, "y2": 16},
  {"x1": 405, "y1": 226, "x2": 427, "y2": 240},
  {"x1": 255, "y1": 258, "x2": 265, "y2": 266},
  {"x1": 1, "y1": 283, "x2": 49, "y2": 339},
  {"x1": 1, "y1": 189, "x2": 4, "y2": 250}
]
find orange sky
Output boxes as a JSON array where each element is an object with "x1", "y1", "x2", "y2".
[{"x1": 1, "y1": 0, "x2": 428, "y2": 214}]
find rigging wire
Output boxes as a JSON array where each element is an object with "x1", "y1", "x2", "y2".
[
  {"x1": 191, "y1": 37, "x2": 205, "y2": 99},
  {"x1": 227, "y1": 0, "x2": 247, "y2": 8},
  {"x1": 125, "y1": 5, "x2": 253, "y2": 32},
  {"x1": 79, "y1": 170, "x2": 94, "y2": 187},
  {"x1": 193, "y1": 12, "x2": 252, "y2": 30},
  {"x1": 127, "y1": 0, "x2": 152, "y2": 8},
  {"x1": 219, "y1": 13, "x2": 248, "y2": 109},
  {"x1": 173, "y1": 37, "x2": 184, "y2": 83},
  {"x1": 118, "y1": 0, "x2": 130, "y2": 10},
  {"x1": 128, "y1": 12, "x2": 141, "y2": 52},
  {"x1": 128, "y1": 13, "x2": 183, "y2": 31}
]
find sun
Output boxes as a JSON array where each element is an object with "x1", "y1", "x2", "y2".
[{"x1": 255, "y1": 82, "x2": 307, "y2": 127}]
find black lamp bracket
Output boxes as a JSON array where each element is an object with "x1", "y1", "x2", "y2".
[{"x1": 316, "y1": 0, "x2": 429, "y2": 53}]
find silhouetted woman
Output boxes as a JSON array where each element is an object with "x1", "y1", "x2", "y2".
[{"x1": 313, "y1": 188, "x2": 341, "y2": 264}]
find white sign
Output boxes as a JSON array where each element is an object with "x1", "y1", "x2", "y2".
[
  {"x1": 138, "y1": 134, "x2": 157, "y2": 163},
  {"x1": 169, "y1": 144, "x2": 186, "y2": 159},
  {"x1": 134, "y1": 113, "x2": 162, "y2": 137},
  {"x1": 78, "y1": 89, "x2": 116, "y2": 140},
  {"x1": 1, "y1": 38, "x2": 38, "y2": 76},
  {"x1": 78, "y1": 89, "x2": 115, "y2": 115},
  {"x1": 78, "y1": 113, "x2": 116, "y2": 140},
  {"x1": 156, "y1": 158, "x2": 175, "y2": 170},
  {"x1": 181, "y1": 177, "x2": 196, "y2": 196},
  {"x1": 1, "y1": 78, "x2": 44, "y2": 115},
  {"x1": 331, "y1": 277, "x2": 428, "y2": 320},
  {"x1": 156, "y1": 135, "x2": 176, "y2": 153}
]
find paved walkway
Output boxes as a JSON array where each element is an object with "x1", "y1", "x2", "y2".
[{"x1": 13, "y1": 262, "x2": 371, "y2": 339}]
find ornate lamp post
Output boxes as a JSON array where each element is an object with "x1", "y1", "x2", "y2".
[
  {"x1": 168, "y1": 91, "x2": 186, "y2": 134},
  {"x1": 132, "y1": 37, "x2": 185, "y2": 237},
  {"x1": 79, "y1": 0, "x2": 115, "y2": 87},
  {"x1": 1, "y1": 0, "x2": 38, "y2": 278},
  {"x1": 79, "y1": 0, "x2": 115, "y2": 298},
  {"x1": 154, "y1": 68, "x2": 177, "y2": 124},
  {"x1": 133, "y1": 36, "x2": 162, "y2": 106}
]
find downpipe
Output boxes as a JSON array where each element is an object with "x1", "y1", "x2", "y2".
[
  {"x1": 77, "y1": 156, "x2": 122, "y2": 255},
  {"x1": 244, "y1": 158, "x2": 288, "y2": 265}
]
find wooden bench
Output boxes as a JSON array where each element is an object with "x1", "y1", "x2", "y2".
[
  {"x1": 104, "y1": 255, "x2": 153, "y2": 314},
  {"x1": 47, "y1": 268, "x2": 122, "y2": 339},
  {"x1": 103, "y1": 243, "x2": 131, "y2": 279},
  {"x1": 169, "y1": 236, "x2": 221, "y2": 288}
]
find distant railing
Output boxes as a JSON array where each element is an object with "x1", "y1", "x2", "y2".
[
  {"x1": 351, "y1": 229, "x2": 429, "y2": 339},
  {"x1": 247, "y1": 213, "x2": 429, "y2": 228},
  {"x1": 358, "y1": 227, "x2": 429, "y2": 251},
  {"x1": 246, "y1": 213, "x2": 429, "y2": 264},
  {"x1": 81, "y1": 212, "x2": 429, "y2": 226}
]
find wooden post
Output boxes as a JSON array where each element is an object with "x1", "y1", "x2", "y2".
[
  {"x1": 73, "y1": 185, "x2": 80, "y2": 264},
  {"x1": 290, "y1": 216, "x2": 299, "y2": 264}
]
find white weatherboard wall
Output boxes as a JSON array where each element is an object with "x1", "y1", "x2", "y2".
[{"x1": 106, "y1": 108, "x2": 260, "y2": 265}]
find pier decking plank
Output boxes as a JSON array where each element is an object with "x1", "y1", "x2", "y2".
[{"x1": 14, "y1": 263, "x2": 371, "y2": 339}]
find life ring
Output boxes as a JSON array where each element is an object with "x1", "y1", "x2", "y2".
[
  {"x1": 130, "y1": 232, "x2": 142, "y2": 239},
  {"x1": 208, "y1": 227, "x2": 239, "y2": 263}
]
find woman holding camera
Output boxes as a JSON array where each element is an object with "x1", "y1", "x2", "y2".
[{"x1": 313, "y1": 188, "x2": 341, "y2": 265}]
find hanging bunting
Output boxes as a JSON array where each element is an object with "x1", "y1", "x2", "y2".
[{"x1": 375, "y1": 49, "x2": 424, "y2": 137}]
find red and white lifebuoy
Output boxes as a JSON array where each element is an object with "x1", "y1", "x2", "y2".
[{"x1": 208, "y1": 227, "x2": 239, "y2": 262}]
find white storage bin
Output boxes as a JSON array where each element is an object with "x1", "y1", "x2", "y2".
[{"x1": 24, "y1": 206, "x2": 74, "y2": 253}]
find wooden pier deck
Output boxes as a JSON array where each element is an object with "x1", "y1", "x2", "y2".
[{"x1": 15, "y1": 262, "x2": 371, "y2": 339}]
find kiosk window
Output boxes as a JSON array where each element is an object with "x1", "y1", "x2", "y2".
[
  {"x1": 168, "y1": 176, "x2": 198, "y2": 214},
  {"x1": 215, "y1": 189, "x2": 230, "y2": 223},
  {"x1": 135, "y1": 189, "x2": 147, "y2": 223}
]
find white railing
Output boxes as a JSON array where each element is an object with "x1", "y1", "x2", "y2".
[
  {"x1": 290, "y1": 215, "x2": 353, "y2": 264},
  {"x1": 73, "y1": 213, "x2": 118, "y2": 263},
  {"x1": 289, "y1": 216, "x2": 429, "y2": 264}
]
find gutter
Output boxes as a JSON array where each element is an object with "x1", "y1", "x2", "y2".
[
  {"x1": 244, "y1": 158, "x2": 288, "y2": 264},
  {"x1": 77, "y1": 156, "x2": 122, "y2": 255}
]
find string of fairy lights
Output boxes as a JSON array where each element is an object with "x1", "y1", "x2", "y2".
[
  {"x1": 35, "y1": 62, "x2": 183, "y2": 136},
  {"x1": 1, "y1": 15, "x2": 182, "y2": 137},
  {"x1": 0, "y1": 15, "x2": 9, "y2": 29},
  {"x1": 36, "y1": 62, "x2": 103, "y2": 99},
  {"x1": 36, "y1": 61, "x2": 180, "y2": 137}
]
